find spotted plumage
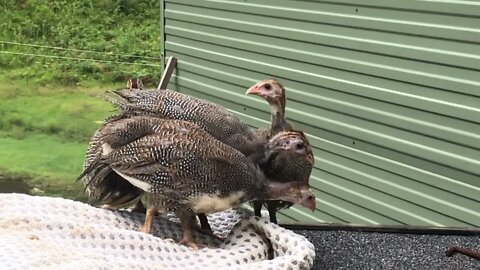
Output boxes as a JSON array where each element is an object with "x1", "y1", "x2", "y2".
[
  {"x1": 78, "y1": 116, "x2": 316, "y2": 249},
  {"x1": 104, "y1": 89, "x2": 264, "y2": 156},
  {"x1": 81, "y1": 79, "x2": 314, "y2": 226},
  {"x1": 83, "y1": 85, "x2": 266, "y2": 210}
]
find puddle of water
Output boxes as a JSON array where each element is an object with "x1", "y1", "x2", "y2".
[{"x1": 0, "y1": 175, "x2": 31, "y2": 194}]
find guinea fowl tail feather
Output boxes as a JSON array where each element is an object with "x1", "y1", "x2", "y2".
[
  {"x1": 78, "y1": 154, "x2": 143, "y2": 206},
  {"x1": 76, "y1": 156, "x2": 113, "y2": 199},
  {"x1": 103, "y1": 90, "x2": 130, "y2": 111}
]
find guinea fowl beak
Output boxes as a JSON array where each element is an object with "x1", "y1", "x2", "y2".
[
  {"x1": 301, "y1": 190, "x2": 317, "y2": 212},
  {"x1": 246, "y1": 84, "x2": 260, "y2": 96}
]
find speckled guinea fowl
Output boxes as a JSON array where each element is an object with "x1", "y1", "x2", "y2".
[
  {"x1": 81, "y1": 79, "x2": 147, "y2": 210},
  {"x1": 83, "y1": 79, "x2": 313, "y2": 225},
  {"x1": 78, "y1": 116, "x2": 316, "y2": 249},
  {"x1": 82, "y1": 82, "x2": 273, "y2": 223},
  {"x1": 85, "y1": 81, "x2": 285, "y2": 212},
  {"x1": 104, "y1": 88, "x2": 265, "y2": 156},
  {"x1": 246, "y1": 79, "x2": 315, "y2": 224}
]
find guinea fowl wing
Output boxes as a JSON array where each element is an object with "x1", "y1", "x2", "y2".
[
  {"x1": 98, "y1": 117, "x2": 252, "y2": 199},
  {"x1": 105, "y1": 89, "x2": 262, "y2": 156}
]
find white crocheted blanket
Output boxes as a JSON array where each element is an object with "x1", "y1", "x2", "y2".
[{"x1": 0, "y1": 194, "x2": 315, "y2": 270}]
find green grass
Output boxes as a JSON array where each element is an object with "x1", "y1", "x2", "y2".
[
  {"x1": 0, "y1": 83, "x2": 115, "y2": 142},
  {"x1": 0, "y1": 80, "x2": 123, "y2": 201},
  {"x1": 1, "y1": 0, "x2": 162, "y2": 86},
  {"x1": 0, "y1": 133, "x2": 89, "y2": 201},
  {"x1": 0, "y1": 0, "x2": 162, "y2": 200}
]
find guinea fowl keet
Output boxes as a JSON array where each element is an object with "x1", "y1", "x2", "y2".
[
  {"x1": 246, "y1": 79, "x2": 315, "y2": 223},
  {"x1": 78, "y1": 116, "x2": 316, "y2": 249},
  {"x1": 256, "y1": 130, "x2": 315, "y2": 222},
  {"x1": 246, "y1": 79, "x2": 293, "y2": 137},
  {"x1": 84, "y1": 82, "x2": 273, "y2": 230}
]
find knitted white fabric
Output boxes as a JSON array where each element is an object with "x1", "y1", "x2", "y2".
[{"x1": 0, "y1": 193, "x2": 315, "y2": 270}]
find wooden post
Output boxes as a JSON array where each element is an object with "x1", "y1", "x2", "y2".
[{"x1": 157, "y1": 56, "x2": 177, "y2": 90}]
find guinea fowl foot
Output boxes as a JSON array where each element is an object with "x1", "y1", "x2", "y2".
[
  {"x1": 163, "y1": 237, "x2": 206, "y2": 249},
  {"x1": 137, "y1": 224, "x2": 152, "y2": 234}
]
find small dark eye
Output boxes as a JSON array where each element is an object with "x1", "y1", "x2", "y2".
[
  {"x1": 307, "y1": 195, "x2": 314, "y2": 200},
  {"x1": 295, "y1": 143, "x2": 304, "y2": 149},
  {"x1": 264, "y1": 83, "x2": 272, "y2": 90}
]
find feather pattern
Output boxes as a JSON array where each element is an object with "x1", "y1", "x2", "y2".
[
  {"x1": 81, "y1": 116, "x2": 268, "y2": 213},
  {"x1": 105, "y1": 89, "x2": 264, "y2": 156}
]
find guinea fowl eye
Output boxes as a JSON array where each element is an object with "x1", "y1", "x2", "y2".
[
  {"x1": 307, "y1": 195, "x2": 314, "y2": 200},
  {"x1": 264, "y1": 83, "x2": 272, "y2": 90},
  {"x1": 295, "y1": 142, "x2": 304, "y2": 149}
]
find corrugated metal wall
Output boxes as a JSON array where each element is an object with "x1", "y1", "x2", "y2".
[{"x1": 163, "y1": 0, "x2": 480, "y2": 227}]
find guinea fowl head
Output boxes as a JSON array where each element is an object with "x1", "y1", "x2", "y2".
[
  {"x1": 246, "y1": 79, "x2": 286, "y2": 116},
  {"x1": 266, "y1": 181, "x2": 316, "y2": 212},
  {"x1": 246, "y1": 79, "x2": 285, "y2": 105},
  {"x1": 268, "y1": 130, "x2": 314, "y2": 165},
  {"x1": 246, "y1": 79, "x2": 292, "y2": 136},
  {"x1": 254, "y1": 130, "x2": 314, "y2": 187}
]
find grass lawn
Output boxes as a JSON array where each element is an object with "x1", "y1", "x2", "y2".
[
  {"x1": 0, "y1": 133, "x2": 89, "y2": 201},
  {"x1": 0, "y1": 79, "x2": 120, "y2": 201}
]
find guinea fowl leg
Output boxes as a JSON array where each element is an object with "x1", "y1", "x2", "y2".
[
  {"x1": 266, "y1": 201, "x2": 279, "y2": 224},
  {"x1": 178, "y1": 211, "x2": 204, "y2": 250},
  {"x1": 198, "y1": 213, "x2": 212, "y2": 232},
  {"x1": 138, "y1": 207, "x2": 157, "y2": 234},
  {"x1": 252, "y1": 200, "x2": 263, "y2": 217},
  {"x1": 196, "y1": 213, "x2": 225, "y2": 242}
]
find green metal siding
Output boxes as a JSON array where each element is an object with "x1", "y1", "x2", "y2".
[{"x1": 163, "y1": 0, "x2": 480, "y2": 227}]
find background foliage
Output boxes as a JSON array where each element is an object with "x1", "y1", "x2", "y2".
[
  {"x1": 0, "y1": 0, "x2": 162, "y2": 200},
  {"x1": 0, "y1": 0, "x2": 162, "y2": 86}
]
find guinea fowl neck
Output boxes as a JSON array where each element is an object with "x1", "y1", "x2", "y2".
[
  {"x1": 262, "y1": 181, "x2": 316, "y2": 212},
  {"x1": 264, "y1": 181, "x2": 298, "y2": 200},
  {"x1": 269, "y1": 96, "x2": 289, "y2": 134}
]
